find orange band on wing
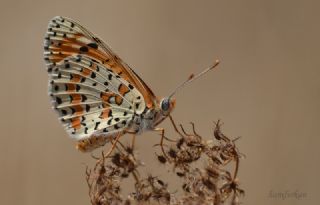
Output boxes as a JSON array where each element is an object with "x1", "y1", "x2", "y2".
[
  {"x1": 72, "y1": 105, "x2": 84, "y2": 115},
  {"x1": 66, "y1": 84, "x2": 76, "y2": 92},
  {"x1": 71, "y1": 117, "x2": 81, "y2": 129},
  {"x1": 99, "y1": 108, "x2": 111, "y2": 119},
  {"x1": 70, "y1": 74, "x2": 81, "y2": 83},
  {"x1": 118, "y1": 84, "x2": 130, "y2": 96},
  {"x1": 70, "y1": 94, "x2": 81, "y2": 104}
]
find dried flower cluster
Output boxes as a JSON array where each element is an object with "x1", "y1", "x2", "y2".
[{"x1": 85, "y1": 119, "x2": 244, "y2": 205}]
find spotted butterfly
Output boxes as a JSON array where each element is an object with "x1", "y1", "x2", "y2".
[{"x1": 44, "y1": 16, "x2": 219, "y2": 152}]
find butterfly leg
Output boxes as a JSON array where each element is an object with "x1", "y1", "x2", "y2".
[
  {"x1": 131, "y1": 134, "x2": 136, "y2": 151},
  {"x1": 153, "y1": 127, "x2": 169, "y2": 159},
  {"x1": 103, "y1": 133, "x2": 122, "y2": 158},
  {"x1": 125, "y1": 130, "x2": 138, "y2": 151},
  {"x1": 169, "y1": 115, "x2": 185, "y2": 138}
]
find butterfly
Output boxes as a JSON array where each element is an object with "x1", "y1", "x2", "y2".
[{"x1": 44, "y1": 16, "x2": 219, "y2": 152}]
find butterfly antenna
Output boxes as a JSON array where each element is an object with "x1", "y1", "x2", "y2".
[{"x1": 169, "y1": 59, "x2": 220, "y2": 98}]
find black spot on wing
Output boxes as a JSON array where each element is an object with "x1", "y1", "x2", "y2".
[
  {"x1": 76, "y1": 55, "x2": 82, "y2": 62},
  {"x1": 87, "y1": 43, "x2": 98, "y2": 49},
  {"x1": 61, "y1": 109, "x2": 67, "y2": 115},
  {"x1": 79, "y1": 46, "x2": 88, "y2": 52},
  {"x1": 85, "y1": 104, "x2": 90, "y2": 112},
  {"x1": 56, "y1": 97, "x2": 62, "y2": 104},
  {"x1": 81, "y1": 95, "x2": 87, "y2": 102},
  {"x1": 92, "y1": 59, "x2": 99, "y2": 63},
  {"x1": 94, "y1": 122, "x2": 100, "y2": 130},
  {"x1": 128, "y1": 84, "x2": 134, "y2": 90},
  {"x1": 76, "y1": 84, "x2": 81, "y2": 91}
]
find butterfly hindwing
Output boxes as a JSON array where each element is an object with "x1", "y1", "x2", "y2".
[{"x1": 48, "y1": 54, "x2": 144, "y2": 140}]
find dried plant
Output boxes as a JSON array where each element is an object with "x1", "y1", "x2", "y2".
[{"x1": 85, "y1": 119, "x2": 244, "y2": 205}]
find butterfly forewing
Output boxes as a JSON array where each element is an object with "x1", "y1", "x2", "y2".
[
  {"x1": 44, "y1": 16, "x2": 153, "y2": 141},
  {"x1": 44, "y1": 16, "x2": 156, "y2": 107}
]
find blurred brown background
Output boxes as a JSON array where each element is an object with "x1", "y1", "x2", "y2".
[{"x1": 0, "y1": 0, "x2": 319, "y2": 204}]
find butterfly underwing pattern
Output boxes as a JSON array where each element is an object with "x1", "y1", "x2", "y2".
[{"x1": 44, "y1": 16, "x2": 177, "y2": 152}]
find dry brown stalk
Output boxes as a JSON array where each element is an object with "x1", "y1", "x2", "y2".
[{"x1": 85, "y1": 120, "x2": 245, "y2": 205}]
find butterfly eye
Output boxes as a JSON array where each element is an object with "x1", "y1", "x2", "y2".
[{"x1": 161, "y1": 98, "x2": 170, "y2": 111}]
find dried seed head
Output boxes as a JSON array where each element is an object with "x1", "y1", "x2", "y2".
[
  {"x1": 157, "y1": 179, "x2": 165, "y2": 186},
  {"x1": 157, "y1": 155, "x2": 167, "y2": 164},
  {"x1": 206, "y1": 166, "x2": 220, "y2": 179},
  {"x1": 125, "y1": 146, "x2": 134, "y2": 154},
  {"x1": 202, "y1": 177, "x2": 216, "y2": 190},
  {"x1": 176, "y1": 172, "x2": 185, "y2": 177},
  {"x1": 168, "y1": 148, "x2": 177, "y2": 158},
  {"x1": 124, "y1": 199, "x2": 131, "y2": 205},
  {"x1": 111, "y1": 152, "x2": 121, "y2": 166},
  {"x1": 176, "y1": 138, "x2": 184, "y2": 149},
  {"x1": 121, "y1": 172, "x2": 129, "y2": 178},
  {"x1": 85, "y1": 120, "x2": 244, "y2": 205},
  {"x1": 182, "y1": 183, "x2": 191, "y2": 192}
]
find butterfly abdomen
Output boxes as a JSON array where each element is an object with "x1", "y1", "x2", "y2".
[{"x1": 76, "y1": 135, "x2": 111, "y2": 152}]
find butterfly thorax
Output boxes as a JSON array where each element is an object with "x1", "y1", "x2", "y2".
[
  {"x1": 129, "y1": 97, "x2": 176, "y2": 134},
  {"x1": 129, "y1": 108, "x2": 161, "y2": 134},
  {"x1": 128, "y1": 109, "x2": 157, "y2": 134}
]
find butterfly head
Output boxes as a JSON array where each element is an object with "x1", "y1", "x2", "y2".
[{"x1": 159, "y1": 97, "x2": 176, "y2": 116}]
